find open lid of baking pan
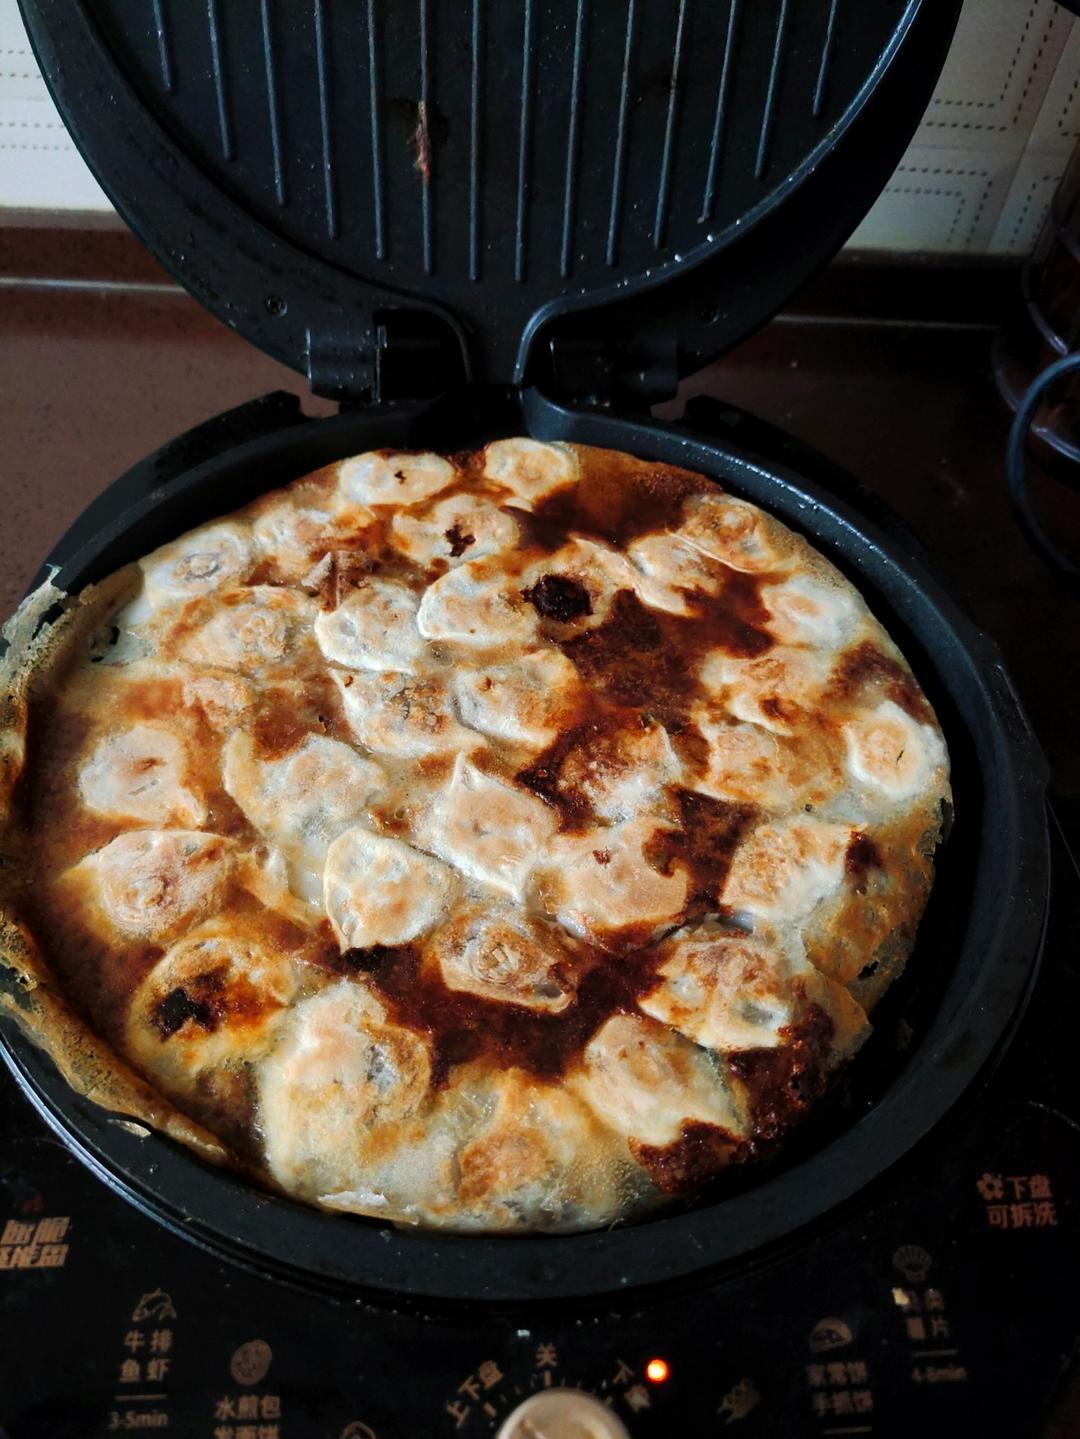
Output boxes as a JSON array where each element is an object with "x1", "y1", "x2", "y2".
[{"x1": 18, "y1": 0, "x2": 959, "y2": 403}]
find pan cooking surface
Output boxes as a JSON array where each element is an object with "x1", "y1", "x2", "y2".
[{"x1": 0, "y1": 391, "x2": 1049, "y2": 1306}]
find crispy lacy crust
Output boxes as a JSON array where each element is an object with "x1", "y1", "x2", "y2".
[
  {"x1": 0, "y1": 442, "x2": 951, "y2": 1232},
  {"x1": 0, "y1": 570, "x2": 227, "y2": 1162}
]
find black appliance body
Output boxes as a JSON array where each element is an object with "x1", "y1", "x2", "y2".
[{"x1": 1, "y1": 0, "x2": 1074, "y2": 1434}]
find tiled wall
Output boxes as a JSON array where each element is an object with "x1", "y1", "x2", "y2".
[
  {"x1": 1, "y1": 0, "x2": 1077, "y2": 255},
  {"x1": 0, "y1": 0, "x2": 108, "y2": 212},
  {"x1": 848, "y1": 0, "x2": 1080, "y2": 255}
]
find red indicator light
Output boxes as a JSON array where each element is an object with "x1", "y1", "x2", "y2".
[{"x1": 645, "y1": 1358, "x2": 670, "y2": 1384}]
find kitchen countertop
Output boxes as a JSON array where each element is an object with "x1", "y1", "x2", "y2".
[{"x1": 1, "y1": 244, "x2": 1078, "y2": 833}]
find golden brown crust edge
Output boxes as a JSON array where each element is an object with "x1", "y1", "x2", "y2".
[{"x1": 0, "y1": 569, "x2": 229, "y2": 1164}]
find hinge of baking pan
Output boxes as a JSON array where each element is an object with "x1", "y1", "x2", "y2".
[
  {"x1": 305, "y1": 327, "x2": 376, "y2": 404},
  {"x1": 545, "y1": 332, "x2": 679, "y2": 409},
  {"x1": 306, "y1": 311, "x2": 467, "y2": 406},
  {"x1": 546, "y1": 336, "x2": 616, "y2": 407}
]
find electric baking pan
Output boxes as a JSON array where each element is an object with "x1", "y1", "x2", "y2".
[{"x1": 1, "y1": 0, "x2": 1050, "y2": 1307}]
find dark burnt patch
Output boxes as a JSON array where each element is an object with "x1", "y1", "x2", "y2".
[
  {"x1": 150, "y1": 953, "x2": 289, "y2": 1043},
  {"x1": 727, "y1": 1003, "x2": 836, "y2": 1147},
  {"x1": 517, "y1": 576, "x2": 772, "y2": 832},
  {"x1": 151, "y1": 977, "x2": 222, "y2": 1040},
  {"x1": 335, "y1": 943, "x2": 415, "y2": 977},
  {"x1": 516, "y1": 708, "x2": 634, "y2": 832},
  {"x1": 560, "y1": 591, "x2": 689, "y2": 720},
  {"x1": 631, "y1": 1121, "x2": 742, "y2": 1195},
  {"x1": 845, "y1": 832, "x2": 883, "y2": 884},
  {"x1": 832, "y1": 641, "x2": 933, "y2": 724},
  {"x1": 561, "y1": 585, "x2": 772, "y2": 726},
  {"x1": 340, "y1": 941, "x2": 668, "y2": 1087},
  {"x1": 522, "y1": 574, "x2": 593, "y2": 623},
  {"x1": 645, "y1": 790, "x2": 758, "y2": 910},
  {"x1": 445, "y1": 523, "x2": 475, "y2": 558},
  {"x1": 513, "y1": 448, "x2": 711, "y2": 551}
]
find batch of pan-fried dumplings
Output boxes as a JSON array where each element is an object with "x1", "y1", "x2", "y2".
[{"x1": 0, "y1": 439, "x2": 949, "y2": 1231}]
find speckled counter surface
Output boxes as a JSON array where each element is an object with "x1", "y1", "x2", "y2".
[{"x1": 1, "y1": 250, "x2": 1078, "y2": 830}]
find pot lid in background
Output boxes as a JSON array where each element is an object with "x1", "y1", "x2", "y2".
[{"x1": 18, "y1": 0, "x2": 960, "y2": 403}]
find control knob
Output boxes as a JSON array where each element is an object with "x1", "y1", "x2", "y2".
[{"x1": 496, "y1": 1389, "x2": 631, "y2": 1439}]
